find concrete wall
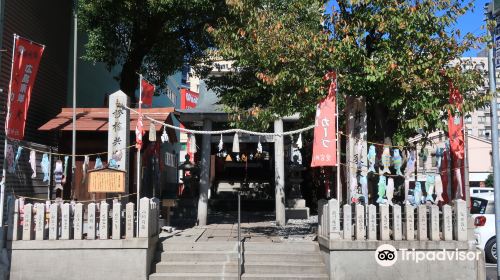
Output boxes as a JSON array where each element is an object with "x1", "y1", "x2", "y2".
[
  {"x1": 320, "y1": 241, "x2": 485, "y2": 280},
  {"x1": 9, "y1": 237, "x2": 157, "y2": 280}
]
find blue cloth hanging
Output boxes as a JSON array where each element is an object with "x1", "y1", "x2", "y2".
[
  {"x1": 41, "y1": 154, "x2": 50, "y2": 182},
  {"x1": 13, "y1": 147, "x2": 23, "y2": 172}
]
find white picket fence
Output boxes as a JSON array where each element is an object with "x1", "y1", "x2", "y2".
[
  {"x1": 7, "y1": 197, "x2": 159, "y2": 241},
  {"x1": 317, "y1": 199, "x2": 467, "y2": 242}
]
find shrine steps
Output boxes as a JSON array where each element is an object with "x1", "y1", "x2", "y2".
[{"x1": 149, "y1": 241, "x2": 329, "y2": 280}]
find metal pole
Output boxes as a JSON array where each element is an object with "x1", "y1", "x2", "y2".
[
  {"x1": 0, "y1": 34, "x2": 18, "y2": 236},
  {"x1": 48, "y1": 147, "x2": 52, "y2": 200},
  {"x1": 336, "y1": 75, "x2": 341, "y2": 202},
  {"x1": 71, "y1": 0, "x2": 77, "y2": 200},
  {"x1": 486, "y1": 5, "x2": 500, "y2": 278},
  {"x1": 237, "y1": 191, "x2": 241, "y2": 280},
  {"x1": 463, "y1": 127, "x2": 471, "y2": 210},
  {"x1": 136, "y1": 74, "x2": 142, "y2": 237}
]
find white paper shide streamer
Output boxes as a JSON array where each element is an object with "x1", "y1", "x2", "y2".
[
  {"x1": 189, "y1": 134, "x2": 197, "y2": 154},
  {"x1": 218, "y1": 134, "x2": 224, "y2": 152},
  {"x1": 232, "y1": 133, "x2": 240, "y2": 153},
  {"x1": 296, "y1": 133, "x2": 303, "y2": 149},
  {"x1": 161, "y1": 127, "x2": 169, "y2": 143},
  {"x1": 149, "y1": 122, "x2": 156, "y2": 142}
]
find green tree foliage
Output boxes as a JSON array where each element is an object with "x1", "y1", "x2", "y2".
[
  {"x1": 78, "y1": 0, "x2": 227, "y2": 103},
  {"x1": 207, "y1": 0, "x2": 488, "y2": 144},
  {"x1": 485, "y1": 173, "x2": 493, "y2": 188}
]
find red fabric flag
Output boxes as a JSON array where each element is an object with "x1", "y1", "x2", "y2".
[
  {"x1": 440, "y1": 151, "x2": 450, "y2": 204},
  {"x1": 141, "y1": 79, "x2": 155, "y2": 107},
  {"x1": 135, "y1": 111, "x2": 144, "y2": 150},
  {"x1": 448, "y1": 81, "x2": 465, "y2": 199},
  {"x1": 7, "y1": 36, "x2": 45, "y2": 140},
  {"x1": 311, "y1": 72, "x2": 337, "y2": 167}
]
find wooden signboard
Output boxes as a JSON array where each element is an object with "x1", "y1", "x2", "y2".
[{"x1": 87, "y1": 168, "x2": 126, "y2": 193}]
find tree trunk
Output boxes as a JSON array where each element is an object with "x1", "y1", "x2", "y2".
[
  {"x1": 119, "y1": 56, "x2": 142, "y2": 105},
  {"x1": 368, "y1": 102, "x2": 398, "y2": 145}
]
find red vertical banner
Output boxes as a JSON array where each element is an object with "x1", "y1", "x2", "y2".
[
  {"x1": 140, "y1": 79, "x2": 155, "y2": 107},
  {"x1": 180, "y1": 89, "x2": 199, "y2": 160},
  {"x1": 311, "y1": 72, "x2": 337, "y2": 167},
  {"x1": 7, "y1": 35, "x2": 45, "y2": 140},
  {"x1": 448, "y1": 81, "x2": 465, "y2": 199},
  {"x1": 440, "y1": 150, "x2": 450, "y2": 204}
]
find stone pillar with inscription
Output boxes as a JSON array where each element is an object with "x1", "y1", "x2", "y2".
[
  {"x1": 108, "y1": 90, "x2": 130, "y2": 195},
  {"x1": 345, "y1": 96, "x2": 367, "y2": 203},
  {"x1": 125, "y1": 202, "x2": 135, "y2": 239}
]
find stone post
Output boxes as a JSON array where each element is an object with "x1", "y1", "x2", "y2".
[
  {"x1": 392, "y1": 205, "x2": 402, "y2": 241},
  {"x1": 355, "y1": 204, "x2": 365, "y2": 240},
  {"x1": 379, "y1": 204, "x2": 390, "y2": 240},
  {"x1": 61, "y1": 203, "x2": 71, "y2": 240},
  {"x1": 442, "y1": 205, "x2": 453, "y2": 241},
  {"x1": 197, "y1": 119, "x2": 212, "y2": 226},
  {"x1": 343, "y1": 204, "x2": 352, "y2": 240},
  {"x1": 35, "y1": 203, "x2": 45, "y2": 240},
  {"x1": 429, "y1": 205, "x2": 440, "y2": 241},
  {"x1": 328, "y1": 199, "x2": 341, "y2": 239},
  {"x1": 22, "y1": 204, "x2": 33, "y2": 240},
  {"x1": 99, "y1": 202, "x2": 109, "y2": 240},
  {"x1": 87, "y1": 203, "x2": 96, "y2": 240},
  {"x1": 112, "y1": 202, "x2": 121, "y2": 240},
  {"x1": 274, "y1": 119, "x2": 286, "y2": 226},
  {"x1": 454, "y1": 199, "x2": 467, "y2": 241},
  {"x1": 9, "y1": 198, "x2": 20, "y2": 241},
  {"x1": 317, "y1": 199, "x2": 325, "y2": 238},
  {"x1": 49, "y1": 203, "x2": 59, "y2": 240},
  {"x1": 152, "y1": 198, "x2": 159, "y2": 235},
  {"x1": 417, "y1": 205, "x2": 427, "y2": 241},
  {"x1": 139, "y1": 197, "x2": 150, "y2": 238},
  {"x1": 126, "y1": 202, "x2": 134, "y2": 239},
  {"x1": 404, "y1": 204, "x2": 415, "y2": 241},
  {"x1": 367, "y1": 204, "x2": 376, "y2": 240},
  {"x1": 74, "y1": 203, "x2": 83, "y2": 240}
]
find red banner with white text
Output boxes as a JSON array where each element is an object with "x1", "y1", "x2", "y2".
[
  {"x1": 7, "y1": 36, "x2": 44, "y2": 140},
  {"x1": 311, "y1": 73, "x2": 337, "y2": 167}
]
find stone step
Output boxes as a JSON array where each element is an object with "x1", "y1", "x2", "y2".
[
  {"x1": 162, "y1": 241, "x2": 238, "y2": 251},
  {"x1": 244, "y1": 242, "x2": 319, "y2": 252},
  {"x1": 149, "y1": 272, "x2": 238, "y2": 280},
  {"x1": 242, "y1": 262, "x2": 327, "y2": 275},
  {"x1": 241, "y1": 274, "x2": 329, "y2": 280},
  {"x1": 243, "y1": 251, "x2": 323, "y2": 263},
  {"x1": 160, "y1": 251, "x2": 238, "y2": 262},
  {"x1": 155, "y1": 261, "x2": 238, "y2": 274}
]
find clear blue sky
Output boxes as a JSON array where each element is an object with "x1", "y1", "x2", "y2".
[
  {"x1": 326, "y1": 0, "x2": 488, "y2": 57},
  {"x1": 460, "y1": 0, "x2": 488, "y2": 56}
]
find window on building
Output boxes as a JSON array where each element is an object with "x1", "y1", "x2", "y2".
[
  {"x1": 467, "y1": 128, "x2": 472, "y2": 135},
  {"x1": 465, "y1": 116, "x2": 472, "y2": 124},
  {"x1": 478, "y1": 116, "x2": 486, "y2": 124}
]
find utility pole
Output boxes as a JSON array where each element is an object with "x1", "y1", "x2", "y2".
[
  {"x1": 486, "y1": 2, "x2": 500, "y2": 278},
  {"x1": 71, "y1": 0, "x2": 78, "y2": 199}
]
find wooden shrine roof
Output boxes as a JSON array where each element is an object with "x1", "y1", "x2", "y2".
[{"x1": 39, "y1": 107, "x2": 175, "y2": 132}]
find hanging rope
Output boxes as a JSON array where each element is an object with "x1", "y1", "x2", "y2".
[
  {"x1": 121, "y1": 103, "x2": 315, "y2": 136},
  {"x1": 7, "y1": 139, "x2": 136, "y2": 158}
]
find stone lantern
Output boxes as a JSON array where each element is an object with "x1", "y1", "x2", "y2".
[{"x1": 285, "y1": 155, "x2": 309, "y2": 219}]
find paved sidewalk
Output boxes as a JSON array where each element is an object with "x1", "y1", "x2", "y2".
[{"x1": 162, "y1": 213, "x2": 318, "y2": 243}]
